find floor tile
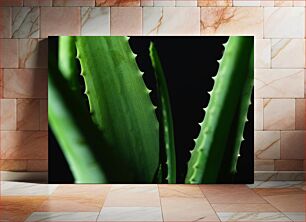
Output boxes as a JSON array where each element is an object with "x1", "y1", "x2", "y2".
[
  {"x1": 200, "y1": 185, "x2": 266, "y2": 204},
  {"x1": 158, "y1": 184, "x2": 204, "y2": 198},
  {"x1": 283, "y1": 212, "x2": 305, "y2": 221},
  {"x1": 161, "y1": 197, "x2": 219, "y2": 221},
  {"x1": 217, "y1": 212, "x2": 291, "y2": 221},
  {"x1": 254, "y1": 188, "x2": 305, "y2": 212},
  {"x1": 1, "y1": 181, "x2": 58, "y2": 196},
  {"x1": 38, "y1": 196, "x2": 104, "y2": 212},
  {"x1": 25, "y1": 212, "x2": 99, "y2": 221},
  {"x1": 212, "y1": 203, "x2": 278, "y2": 212},
  {"x1": 103, "y1": 184, "x2": 160, "y2": 207},
  {"x1": 248, "y1": 181, "x2": 304, "y2": 189},
  {"x1": 52, "y1": 184, "x2": 111, "y2": 199},
  {"x1": 97, "y1": 207, "x2": 162, "y2": 221},
  {"x1": 0, "y1": 196, "x2": 47, "y2": 221}
]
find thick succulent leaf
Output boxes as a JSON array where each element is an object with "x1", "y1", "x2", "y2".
[
  {"x1": 229, "y1": 47, "x2": 254, "y2": 175},
  {"x1": 49, "y1": 47, "x2": 108, "y2": 183},
  {"x1": 149, "y1": 42, "x2": 176, "y2": 184},
  {"x1": 185, "y1": 36, "x2": 254, "y2": 184},
  {"x1": 75, "y1": 36, "x2": 159, "y2": 183},
  {"x1": 58, "y1": 36, "x2": 79, "y2": 92}
]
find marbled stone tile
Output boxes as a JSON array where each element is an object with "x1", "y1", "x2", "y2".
[
  {"x1": 0, "y1": 7, "x2": 11, "y2": 38},
  {"x1": 261, "y1": 0, "x2": 274, "y2": 6},
  {"x1": 40, "y1": 99, "x2": 47, "y2": 130},
  {"x1": 249, "y1": 181, "x2": 304, "y2": 188},
  {"x1": 274, "y1": 0, "x2": 293, "y2": 6},
  {"x1": 304, "y1": 70, "x2": 306, "y2": 98},
  {"x1": 283, "y1": 212, "x2": 305, "y2": 221},
  {"x1": 141, "y1": 0, "x2": 153, "y2": 6},
  {"x1": 275, "y1": 160, "x2": 304, "y2": 171},
  {"x1": 256, "y1": 124, "x2": 277, "y2": 156},
  {"x1": 12, "y1": 7, "x2": 39, "y2": 38},
  {"x1": 255, "y1": 160, "x2": 274, "y2": 171},
  {"x1": 176, "y1": 0, "x2": 197, "y2": 6},
  {"x1": 0, "y1": 159, "x2": 27, "y2": 171},
  {"x1": 110, "y1": 7, "x2": 142, "y2": 35},
  {"x1": 27, "y1": 159, "x2": 48, "y2": 171},
  {"x1": 198, "y1": 0, "x2": 232, "y2": 6},
  {"x1": 19, "y1": 39, "x2": 48, "y2": 68},
  {"x1": 40, "y1": 7, "x2": 80, "y2": 38},
  {"x1": 0, "y1": 131, "x2": 48, "y2": 159},
  {"x1": 0, "y1": 196, "x2": 47, "y2": 221},
  {"x1": 254, "y1": 171, "x2": 304, "y2": 181},
  {"x1": 233, "y1": 0, "x2": 260, "y2": 6},
  {"x1": 212, "y1": 203, "x2": 278, "y2": 212},
  {"x1": 26, "y1": 212, "x2": 99, "y2": 221},
  {"x1": 38, "y1": 196, "x2": 104, "y2": 212},
  {"x1": 256, "y1": 188, "x2": 305, "y2": 212},
  {"x1": 254, "y1": 188, "x2": 304, "y2": 196},
  {"x1": 264, "y1": 7, "x2": 305, "y2": 38},
  {"x1": 295, "y1": 99, "x2": 304, "y2": 130},
  {"x1": 143, "y1": 7, "x2": 200, "y2": 35},
  {"x1": 154, "y1": 0, "x2": 175, "y2": 6},
  {"x1": 255, "y1": 39, "x2": 271, "y2": 68},
  {"x1": 98, "y1": 207, "x2": 162, "y2": 221},
  {"x1": 17, "y1": 99, "x2": 40, "y2": 130},
  {"x1": 293, "y1": 0, "x2": 305, "y2": 6},
  {"x1": 81, "y1": 7, "x2": 110, "y2": 36},
  {"x1": 255, "y1": 69, "x2": 304, "y2": 98},
  {"x1": 263, "y1": 99, "x2": 295, "y2": 130},
  {"x1": 200, "y1": 7, "x2": 263, "y2": 37},
  {"x1": 0, "y1": 99, "x2": 16, "y2": 130},
  {"x1": 161, "y1": 197, "x2": 219, "y2": 221},
  {"x1": 1, "y1": 181, "x2": 58, "y2": 196},
  {"x1": 23, "y1": 0, "x2": 52, "y2": 6},
  {"x1": 199, "y1": 185, "x2": 266, "y2": 204},
  {"x1": 158, "y1": 184, "x2": 204, "y2": 198},
  {"x1": 96, "y1": 0, "x2": 140, "y2": 6},
  {"x1": 52, "y1": 184, "x2": 111, "y2": 198},
  {"x1": 217, "y1": 212, "x2": 291, "y2": 221},
  {"x1": 53, "y1": 0, "x2": 95, "y2": 6},
  {"x1": 103, "y1": 185, "x2": 160, "y2": 207},
  {"x1": 0, "y1": 39, "x2": 18, "y2": 68},
  {"x1": 255, "y1": 99, "x2": 263, "y2": 130},
  {"x1": 3, "y1": 69, "x2": 48, "y2": 98},
  {"x1": 280, "y1": 131, "x2": 304, "y2": 160},
  {"x1": 0, "y1": 0, "x2": 22, "y2": 6},
  {"x1": 271, "y1": 39, "x2": 305, "y2": 68},
  {"x1": 0, "y1": 69, "x2": 3, "y2": 98}
]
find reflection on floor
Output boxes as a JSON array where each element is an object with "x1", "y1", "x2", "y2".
[{"x1": 0, "y1": 181, "x2": 304, "y2": 221}]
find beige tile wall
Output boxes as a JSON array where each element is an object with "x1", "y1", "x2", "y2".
[{"x1": 0, "y1": 0, "x2": 304, "y2": 180}]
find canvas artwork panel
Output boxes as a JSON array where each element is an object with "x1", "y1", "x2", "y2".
[{"x1": 48, "y1": 36, "x2": 254, "y2": 184}]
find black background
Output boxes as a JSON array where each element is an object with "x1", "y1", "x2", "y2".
[{"x1": 49, "y1": 37, "x2": 254, "y2": 184}]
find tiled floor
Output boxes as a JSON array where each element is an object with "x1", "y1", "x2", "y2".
[{"x1": 0, "y1": 181, "x2": 305, "y2": 221}]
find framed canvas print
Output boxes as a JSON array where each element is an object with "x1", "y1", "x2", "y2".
[{"x1": 48, "y1": 36, "x2": 254, "y2": 184}]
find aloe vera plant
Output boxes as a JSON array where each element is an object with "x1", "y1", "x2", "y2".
[
  {"x1": 185, "y1": 37, "x2": 254, "y2": 183},
  {"x1": 49, "y1": 36, "x2": 253, "y2": 184}
]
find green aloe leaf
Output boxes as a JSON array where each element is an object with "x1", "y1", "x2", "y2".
[
  {"x1": 49, "y1": 46, "x2": 108, "y2": 183},
  {"x1": 149, "y1": 42, "x2": 176, "y2": 184},
  {"x1": 185, "y1": 36, "x2": 254, "y2": 184},
  {"x1": 75, "y1": 36, "x2": 159, "y2": 183}
]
